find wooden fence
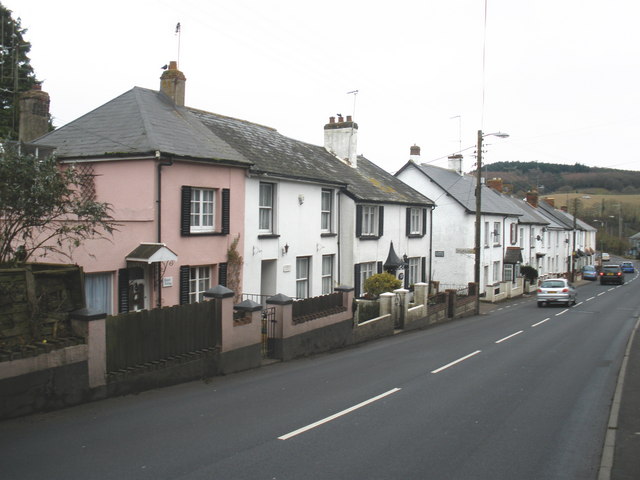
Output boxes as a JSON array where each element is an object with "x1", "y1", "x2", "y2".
[
  {"x1": 292, "y1": 292, "x2": 345, "y2": 324},
  {"x1": 106, "y1": 300, "x2": 218, "y2": 373}
]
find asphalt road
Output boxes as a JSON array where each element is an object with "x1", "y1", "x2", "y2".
[{"x1": 2, "y1": 270, "x2": 639, "y2": 480}]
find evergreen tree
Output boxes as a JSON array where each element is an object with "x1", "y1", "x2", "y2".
[{"x1": 0, "y1": 3, "x2": 38, "y2": 140}]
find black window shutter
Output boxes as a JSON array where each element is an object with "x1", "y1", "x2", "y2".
[
  {"x1": 404, "y1": 266, "x2": 409, "y2": 289},
  {"x1": 355, "y1": 205, "x2": 362, "y2": 237},
  {"x1": 422, "y1": 208, "x2": 427, "y2": 236},
  {"x1": 118, "y1": 268, "x2": 129, "y2": 313},
  {"x1": 406, "y1": 208, "x2": 411, "y2": 236},
  {"x1": 421, "y1": 257, "x2": 427, "y2": 283},
  {"x1": 377, "y1": 261, "x2": 383, "y2": 274},
  {"x1": 378, "y1": 206, "x2": 384, "y2": 237},
  {"x1": 221, "y1": 188, "x2": 230, "y2": 235},
  {"x1": 218, "y1": 262, "x2": 228, "y2": 287},
  {"x1": 354, "y1": 264, "x2": 361, "y2": 296},
  {"x1": 181, "y1": 186, "x2": 192, "y2": 236},
  {"x1": 179, "y1": 265, "x2": 190, "y2": 305}
]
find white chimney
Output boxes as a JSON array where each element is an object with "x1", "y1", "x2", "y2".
[
  {"x1": 447, "y1": 154, "x2": 463, "y2": 175},
  {"x1": 324, "y1": 115, "x2": 358, "y2": 167}
]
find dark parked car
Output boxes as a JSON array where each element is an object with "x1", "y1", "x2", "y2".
[
  {"x1": 599, "y1": 264, "x2": 625, "y2": 285},
  {"x1": 582, "y1": 265, "x2": 597, "y2": 281},
  {"x1": 621, "y1": 261, "x2": 635, "y2": 273}
]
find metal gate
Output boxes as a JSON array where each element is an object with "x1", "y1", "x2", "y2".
[{"x1": 261, "y1": 307, "x2": 277, "y2": 358}]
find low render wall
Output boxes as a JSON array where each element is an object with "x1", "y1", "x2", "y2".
[{"x1": 1, "y1": 282, "x2": 482, "y2": 420}]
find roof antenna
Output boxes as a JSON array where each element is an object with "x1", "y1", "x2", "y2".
[
  {"x1": 347, "y1": 90, "x2": 359, "y2": 119},
  {"x1": 175, "y1": 22, "x2": 181, "y2": 67}
]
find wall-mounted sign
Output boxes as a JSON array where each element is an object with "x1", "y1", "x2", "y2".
[
  {"x1": 162, "y1": 277, "x2": 173, "y2": 287},
  {"x1": 435, "y1": 251, "x2": 445, "y2": 257},
  {"x1": 455, "y1": 248, "x2": 475, "y2": 255}
]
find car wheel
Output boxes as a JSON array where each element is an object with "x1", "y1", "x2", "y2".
[{"x1": 537, "y1": 302, "x2": 543, "y2": 308}]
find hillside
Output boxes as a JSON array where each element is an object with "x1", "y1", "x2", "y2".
[
  {"x1": 482, "y1": 161, "x2": 640, "y2": 254},
  {"x1": 484, "y1": 161, "x2": 640, "y2": 195}
]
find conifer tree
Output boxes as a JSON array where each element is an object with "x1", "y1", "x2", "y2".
[{"x1": 0, "y1": 3, "x2": 38, "y2": 140}]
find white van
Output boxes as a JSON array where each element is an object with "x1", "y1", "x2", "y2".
[{"x1": 601, "y1": 252, "x2": 610, "y2": 261}]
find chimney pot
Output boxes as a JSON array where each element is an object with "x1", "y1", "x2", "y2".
[
  {"x1": 329, "y1": 116, "x2": 335, "y2": 124},
  {"x1": 410, "y1": 145, "x2": 421, "y2": 156},
  {"x1": 346, "y1": 115, "x2": 352, "y2": 122},
  {"x1": 338, "y1": 115, "x2": 344, "y2": 123}
]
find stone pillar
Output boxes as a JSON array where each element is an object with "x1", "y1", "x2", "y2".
[
  {"x1": 379, "y1": 292, "x2": 395, "y2": 317},
  {"x1": 70, "y1": 308, "x2": 107, "y2": 389},
  {"x1": 394, "y1": 288, "x2": 409, "y2": 329},
  {"x1": 266, "y1": 293, "x2": 293, "y2": 359},
  {"x1": 335, "y1": 285, "x2": 355, "y2": 312},
  {"x1": 203, "y1": 285, "x2": 234, "y2": 352},
  {"x1": 413, "y1": 282, "x2": 429, "y2": 308},
  {"x1": 446, "y1": 289, "x2": 458, "y2": 319}
]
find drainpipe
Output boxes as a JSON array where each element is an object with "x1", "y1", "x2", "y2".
[
  {"x1": 156, "y1": 151, "x2": 173, "y2": 307},
  {"x1": 337, "y1": 190, "x2": 341, "y2": 285},
  {"x1": 428, "y1": 205, "x2": 434, "y2": 290}
]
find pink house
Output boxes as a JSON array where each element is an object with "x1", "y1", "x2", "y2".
[{"x1": 31, "y1": 62, "x2": 250, "y2": 314}]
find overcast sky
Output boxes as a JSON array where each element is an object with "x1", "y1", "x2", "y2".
[{"x1": 7, "y1": 0, "x2": 640, "y2": 173}]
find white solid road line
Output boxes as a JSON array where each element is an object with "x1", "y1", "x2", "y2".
[
  {"x1": 278, "y1": 388, "x2": 402, "y2": 440},
  {"x1": 495, "y1": 331, "x2": 524, "y2": 344},
  {"x1": 532, "y1": 318, "x2": 550, "y2": 327},
  {"x1": 556, "y1": 309, "x2": 569, "y2": 316},
  {"x1": 431, "y1": 350, "x2": 482, "y2": 374}
]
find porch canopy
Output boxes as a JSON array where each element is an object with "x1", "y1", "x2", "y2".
[
  {"x1": 125, "y1": 243, "x2": 178, "y2": 264},
  {"x1": 504, "y1": 246, "x2": 523, "y2": 264}
]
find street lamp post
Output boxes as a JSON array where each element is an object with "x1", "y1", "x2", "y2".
[{"x1": 475, "y1": 130, "x2": 509, "y2": 313}]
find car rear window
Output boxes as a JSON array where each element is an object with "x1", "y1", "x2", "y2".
[
  {"x1": 603, "y1": 266, "x2": 621, "y2": 272},
  {"x1": 541, "y1": 281, "x2": 565, "y2": 288}
]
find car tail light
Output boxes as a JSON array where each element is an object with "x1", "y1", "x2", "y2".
[
  {"x1": 599, "y1": 272, "x2": 604, "y2": 276},
  {"x1": 618, "y1": 272, "x2": 622, "y2": 276},
  {"x1": 537, "y1": 289, "x2": 542, "y2": 293},
  {"x1": 562, "y1": 288, "x2": 569, "y2": 292}
]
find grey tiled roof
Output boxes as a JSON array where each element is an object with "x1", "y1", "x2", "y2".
[
  {"x1": 411, "y1": 162, "x2": 521, "y2": 216},
  {"x1": 34, "y1": 87, "x2": 251, "y2": 165},
  {"x1": 500, "y1": 196, "x2": 552, "y2": 226},
  {"x1": 34, "y1": 86, "x2": 432, "y2": 206},
  {"x1": 190, "y1": 109, "x2": 433, "y2": 206}
]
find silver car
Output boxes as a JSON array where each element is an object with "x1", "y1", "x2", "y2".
[{"x1": 537, "y1": 278, "x2": 577, "y2": 307}]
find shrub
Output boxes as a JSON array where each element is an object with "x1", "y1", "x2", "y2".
[
  {"x1": 363, "y1": 272, "x2": 402, "y2": 298},
  {"x1": 520, "y1": 265, "x2": 538, "y2": 283}
]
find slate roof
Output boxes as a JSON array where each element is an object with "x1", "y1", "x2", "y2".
[
  {"x1": 500, "y1": 195, "x2": 560, "y2": 227},
  {"x1": 536, "y1": 201, "x2": 575, "y2": 230},
  {"x1": 34, "y1": 86, "x2": 433, "y2": 206},
  {"x1": 403, "y1": 162, "x2": 521, "y2": 216},
  {"x1": 33, "y1": 87, "x2": 250, "y2": 166},
  {"x1": 190, "y1": 108, "x2": 433, "y2": 206}
]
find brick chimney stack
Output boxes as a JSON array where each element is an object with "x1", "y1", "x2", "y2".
[
  {"x1": 487, "y1": 178, "x2": 504, "y2": 193},
  {"x1": 409, "y1": 145, "x2": 421, "y2": 162},
  {"x1": 160, "y1": 61, "x2": 186, "y2": 106},
  {"x1": 324, "y1": 115, "x2": 358, "y2": 167},
  {"x1": 19, "y1": 84, "x2": 50, "y2": 143},
  {"x1": 526, "y1": 190, "x2": 539, "y2": 208}
]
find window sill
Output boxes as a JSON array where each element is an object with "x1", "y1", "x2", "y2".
[
  {"x1": 258, "y1": 234, "x2": 280, "y2": 239},
  {"x1": 184, "y1": 231, "x2": 226, "y2": 237},
  {"x1": 407, "y1": 234, "x2": 425, "y2": 239},
  {"x1": 358, "y1": 235, "x2": 381, "y2": 241},
  {"x1": 321, "y1": 232, "x2": 337, "y2": 237}
]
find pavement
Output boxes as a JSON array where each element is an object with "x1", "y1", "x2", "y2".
[{"x1": 479, "y1": 282, "x2": 640, "y2": 480}]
